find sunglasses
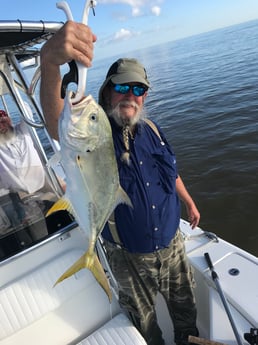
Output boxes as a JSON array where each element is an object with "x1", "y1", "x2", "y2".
[{"x1": 113, "y1": 84, "x2": 147, "y2": 97}]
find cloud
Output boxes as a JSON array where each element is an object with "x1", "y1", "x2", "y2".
[
  {"x1": 98, "y1": 0, "x2": 151, "y2": 5},
  {"x1": 151, "y1": 6, "x2": 161, "y2": 16},
  {"x1": 114, "y1": 28, "x2": 134, "y2": 41},
  {"x1": 132, "y1": 7, "x2": 141, "y2": 17},
  {"x1": 103, "y1": 27, "x2": 140, "y2": 45},
  {"x1": 98, "y1": 0, "x2": 163, "y2": 17}
]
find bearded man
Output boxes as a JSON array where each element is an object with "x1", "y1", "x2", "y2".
[
  {"x1": 97, "y1": 58, "x2": 200, "y2": 345},
  {"x1": 0, "y1": 109, "x2": 45, "y2": 195},
  {"x1": 40, "y1": 22, "x2": 200, "y2": 344}
]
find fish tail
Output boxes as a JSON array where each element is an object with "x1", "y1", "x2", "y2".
[
  {"x1": 90, "y1": 251, "x2": 113, "y2": 302},
  {"x1": 54, "y1": 251, "x2": 112, "y2": 302}
]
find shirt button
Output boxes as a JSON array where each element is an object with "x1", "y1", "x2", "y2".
[
  {"x1": 152, "y1": 205, "x2": 156, "y2": 209},
  {"x1": 154, "y1": 227, "x2": 158, "y2": 231},
  {"x1": 146, "y1": 182, "x2": 150, "y2": 187},
  {"x1": 140, "y1": 161, "x2": 143, "y2": 165},
  {"x1": 155, "y1": 245, "x2": 159, "y2": 250}
]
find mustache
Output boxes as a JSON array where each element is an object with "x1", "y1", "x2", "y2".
[
  {"x1": 0, "y1": 128, "x2": 15, "y2": 145},
  {"x1": 118, "y1": 100, "x2": 139, "y2": 110},
  {"x1": 109, "y1": 101, "x2": 142, "y2": 127}
]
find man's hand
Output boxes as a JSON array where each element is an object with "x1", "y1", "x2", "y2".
[{"x1": 40, "y1": 21, "x2": 97, "y2": 68}]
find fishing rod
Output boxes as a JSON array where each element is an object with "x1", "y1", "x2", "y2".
[{"x1": 204, "y1": 252, "x2": 244, "y2": 345}]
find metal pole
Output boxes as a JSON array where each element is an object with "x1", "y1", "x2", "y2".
[{"x1": 204, "y1": 252, "x2": 244, "y2": 345}]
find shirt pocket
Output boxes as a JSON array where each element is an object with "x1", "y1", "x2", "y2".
[{"x1": 152, "y1": 150, "x2": 177, "y2": 194}]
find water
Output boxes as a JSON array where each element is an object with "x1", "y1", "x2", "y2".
[{"x1": 87, "y1": 19, "x2": 258, "y2": 256}]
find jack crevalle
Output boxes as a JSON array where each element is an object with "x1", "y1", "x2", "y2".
[{"x1": 47, "y1": 92, "x2": 132, "y2": 301}]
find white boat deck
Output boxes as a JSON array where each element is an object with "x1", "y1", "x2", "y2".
[
  {"x1": 181, "y1": 220, "x2": 258, "y2": 344},
  {"x1": 0, "y1": 228, "x2": 147, "y2": 345},
  {"x1": 0, "y1": 220, "x2": 257, "y2": 345}
]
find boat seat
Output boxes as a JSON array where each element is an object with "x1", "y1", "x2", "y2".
[
  {"x1": 0, "y1": 245, "x2": 142, "y2": 345},
  {"x1": 77, "y1": 313, "x2": 147, "y2": 345}
]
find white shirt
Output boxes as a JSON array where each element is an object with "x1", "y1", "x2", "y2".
[{"x1": 0, "y1": 121, "x2": 45, "y2": 194}]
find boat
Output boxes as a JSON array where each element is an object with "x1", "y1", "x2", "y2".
[{"x1": 0, "y1": 19, "x2": 257, "y2": 345}]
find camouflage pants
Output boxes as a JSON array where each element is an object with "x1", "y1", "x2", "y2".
[{"x1": 104, "y1": 230, "x2": 198, "y2": 345}]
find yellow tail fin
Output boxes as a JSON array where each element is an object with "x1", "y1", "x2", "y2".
[
  {"x1": 46, "y1": 197, "x2": 74, "y2": 217},
  {"x1": 54, "y1": 250, "x2": 112, "y2": 302}
]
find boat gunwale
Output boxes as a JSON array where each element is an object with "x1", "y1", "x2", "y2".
[{"x1": 0, "y1": 220, "x2": 78, "y2": 267}]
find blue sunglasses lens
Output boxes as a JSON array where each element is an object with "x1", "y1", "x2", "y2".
[
  {"x1": 114, "y1": 84, "x2": 130, "y2": 94},
  {"x1": 113, "y1": 84, "x2": 146, "y2": 96},
  {"x1": 133, "y1": 86, "x2": 146, "y2": 96}
]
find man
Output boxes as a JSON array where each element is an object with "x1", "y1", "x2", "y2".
[
  {"x1": 40, "y1": 21, "x2": 200, "y2": 345},
  {"x1": 0, "y1": 108, "x2": 46, "y2": 227},
  {"x1": 0, "y1": 109, "x2": 45, "y2": 196}
]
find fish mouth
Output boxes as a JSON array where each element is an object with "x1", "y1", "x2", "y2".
[
  {"x1": 68, "y1": 129, "x2": 87, "y2": 139},
  {"x1": 67, "y1": 121, "x2": 89, "y2": 139},
  {"x1": 67, "y1": 130, "x2": 99, "y2": 152}
]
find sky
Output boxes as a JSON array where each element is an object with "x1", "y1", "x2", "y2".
[{"x1": 1, "y1": 0, "x2": 258, "y2": 58}]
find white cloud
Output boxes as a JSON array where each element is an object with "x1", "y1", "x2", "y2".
[
  {"x1": 98, "y1": 1, "x2": 150, "y2": 5},
  {"x1": 132, "y1": 7, "x2": 141, "y2": 17},
  {"x1": 98, "y1": 0, "x2": 164, "y2": 17},
  {"x1": 114, "y1": 28, "x2": 134, "y2": 41},
  {"x1": 151, "y1": 6, "x2": 161, "y2": 16}
]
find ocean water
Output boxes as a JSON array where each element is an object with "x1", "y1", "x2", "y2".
[{"x1": 87, "y1": 19, "x2": 258, "y2": 256}]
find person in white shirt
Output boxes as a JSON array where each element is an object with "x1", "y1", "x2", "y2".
[
  {"x1": 0, "y1": 108, "x2": 47, "y2": 228},
  {"x1": 0, "y1": 109, "x2": 45, "y2": 195}
]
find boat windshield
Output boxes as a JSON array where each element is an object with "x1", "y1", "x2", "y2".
[
  {"x1": 0, "y1": 94, "x2": 75, "y2": 262},
  {"x1": 0, "y1": 20, "x2": 75, "y2": 261}
]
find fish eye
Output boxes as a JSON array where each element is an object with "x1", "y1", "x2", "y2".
[{"x1": 90, "y1": 113, "x2": 97, "y2": 121}]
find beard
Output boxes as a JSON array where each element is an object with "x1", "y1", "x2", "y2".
[
  {"x1": 0, "y1": 128, "x2": 15, "y2": 145},
  {"x1": 107, "y1": 101, "x2": 145, "y2": 128}
]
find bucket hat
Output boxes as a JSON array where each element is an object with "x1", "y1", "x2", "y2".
[{"x1": 98, "y1": 58, "x2": 150, "y2": 106}]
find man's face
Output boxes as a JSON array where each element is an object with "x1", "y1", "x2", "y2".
[
  {"x1": 106, "y1": 83, "x2": 147, "y2": 127},
  {"x1": 0, "y1": 116, "x2": 12, "y2": 134}
]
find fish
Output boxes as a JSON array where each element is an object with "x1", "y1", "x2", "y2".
[{"x1": 46, "y1": 92, "x2": 132, "y2": 302}]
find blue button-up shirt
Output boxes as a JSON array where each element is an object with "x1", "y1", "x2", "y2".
[{"x1": 102, "y1": 118, "x2": 180, "y2": 253}]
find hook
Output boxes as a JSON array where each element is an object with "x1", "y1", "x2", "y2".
[{"x1": 56, "y1": 0, "x2": 96, "y2": 102}]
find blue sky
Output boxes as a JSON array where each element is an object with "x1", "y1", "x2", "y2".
[{"x1": 1, "y1": 0, "x2": 258, "y2": 58}]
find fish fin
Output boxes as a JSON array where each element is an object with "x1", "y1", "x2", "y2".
[
  {"x1": 90, "y1": 251, "x2": 112, "y2": 302},
  {"x1": 117, "y1": 185, "x2": 133, "y2": 208},
  {"x1": 96, "y1": 186, "x2": 132, "y2": 232},
  {"x1": 46, "y1": 197, "x2": 74, "y2": 217},
  {"x1": 54, "y1": 251, "x2": 112, "y2": 302},
  {"x1": 53, "y1": 255, "x2": 85, "y2": 287},
  {"x1": 76, "y1": 155, "x2": 91, "y2": 193},
  {"x1": 97, "y1": 186, "x2": 132, "y2": 232}
]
